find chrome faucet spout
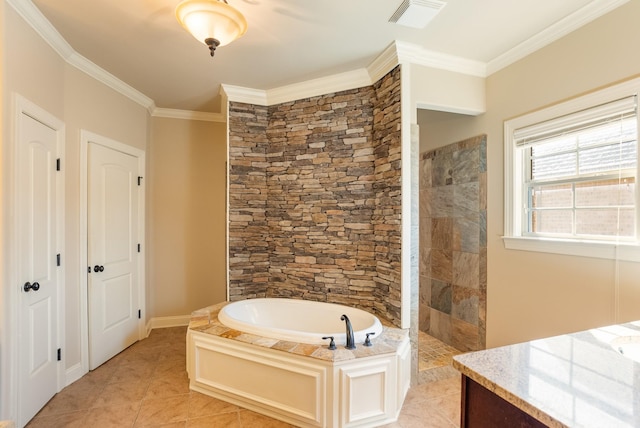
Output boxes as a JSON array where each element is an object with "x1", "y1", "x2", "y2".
[{"x1": 341, "y1": 314, "x2": 356, "y2": 350}]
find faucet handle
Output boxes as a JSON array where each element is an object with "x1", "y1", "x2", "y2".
[
  {"x1": 322, "y1": 336, "x2": 337, "y2": 350},
  {"x1": 364, "y1": 332, "x2": 376, "y2": 347}
]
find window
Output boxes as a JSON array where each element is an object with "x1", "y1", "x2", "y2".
[{"x1": 504, "y1": 79, "x2": 640, "y2": 261}]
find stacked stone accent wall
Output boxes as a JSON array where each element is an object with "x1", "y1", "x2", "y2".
[
  {"x1": 228, "y1": 67, "x2": 402, "y2": 324},
  {"x1": 228, "y1": 103, "x2": 269, "y2": 299},
  {"x1": 371, "y1": 68, "x2": 403, "y2": 324}
]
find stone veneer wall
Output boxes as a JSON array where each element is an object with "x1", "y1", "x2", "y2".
[
  {"x1": 419, "y1": 135, "x2": 487, "y2": 351},
  {"x1": 228, "y1": 67, "x2": 402, "y2": 324}
]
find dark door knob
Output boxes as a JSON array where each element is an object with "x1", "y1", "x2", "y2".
[
  {"x1": 23, "y1": 281, "x2": 40, "y2": 292},
  {"x1": 93, "y1": 265, "x2": 105, "y2": 272}
]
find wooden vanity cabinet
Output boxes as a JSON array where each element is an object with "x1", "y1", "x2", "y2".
[{"x1": 460, "y1": 375, "x2": 548, "y2": 428}]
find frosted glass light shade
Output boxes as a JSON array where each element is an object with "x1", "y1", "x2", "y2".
[{"x1": 175, "y1": 0, "x2": 247, "y2": 47}]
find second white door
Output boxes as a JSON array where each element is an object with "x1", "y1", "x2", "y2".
[{"x1": 88, "y1": 142, "x2": 140, "y2": 370}]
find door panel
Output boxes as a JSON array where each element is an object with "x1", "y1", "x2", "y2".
[
  {"x1": 18, "y1": 112, "x2": 59, "y2": 425},
  {"x1": 88, "y1": 142, "x2": 139, "y2": 370}
]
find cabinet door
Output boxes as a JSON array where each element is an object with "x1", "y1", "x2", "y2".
[{"x1": 461, "y1": 376, "x2": 548, "y2": 428}]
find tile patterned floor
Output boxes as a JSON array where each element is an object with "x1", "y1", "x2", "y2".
[
  {"x1": 27, "y1": 327, "x2": 461, "y2": 427},
  {"x1": 418, "y1": 331, "x2": 462, "y2": 371}
]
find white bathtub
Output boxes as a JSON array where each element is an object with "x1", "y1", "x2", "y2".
[
  {"x1": 187, "y1": 300, "x2": 411, "y2": 428},
  {"x1": 218, "y1": 298, "x2": 384, "y2": 346}
]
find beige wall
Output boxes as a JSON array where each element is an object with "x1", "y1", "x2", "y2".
[
  {"x1": 409, "y1": 64, "x2": 485, "y2": 120},
  {"x1": 1, "y1": 5, "x2": 230, "y2": 388},
  {"x1": 418, "y1": 0, "x2": 640, "y2": 348},
  {"x1": 3, "y1": 6, "x2": 152, "y2": 372},
  {"x1": 148, "y1": 117, "x2": 227, "y2": 317},
  {"x1": 63, "y1": 67, "x2": 150, "y2": 368}
]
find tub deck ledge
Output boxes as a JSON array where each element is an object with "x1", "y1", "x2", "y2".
[{"x1": 188, "y1": 302, "x2": 408, "y2": 362}]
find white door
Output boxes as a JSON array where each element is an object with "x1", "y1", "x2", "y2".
[
  {"x1": 17, "y1": 112, "x2": 60, "y2": 425},
  {"x1": 88, "y1": 142, "x2": 140, "y2": 370}
]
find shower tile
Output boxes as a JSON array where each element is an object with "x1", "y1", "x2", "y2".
[
  {"x1": 479, "y1": 247, "x2": 487, "y2": 291},
  {"x1": 451, "y1": 285, "x2": 479, "y2": 326},
  {"x1": 420, "y1": 188, "x2": 432, "y2": 219},
  {"x1": 430, "y1": 249, "x2": 452, "y2": 283},
  {"x1": 429, "y1": 309, "x2": 452, "y2": 344},
  {"x1": 419, "y1": 275, "x2": 431, "y2": 306},
  {"x1": 452, "y1": 217, "x2": 479, "y2": 254},
  {"x1": 431, "y1": 185, "x2": 454, "y2": 218},
  {"x1": 431, "y1": 218, "x2": 452, "y2": 250},
  {"x1": 451, "y1": 318, "x2": 480, "y2": 352},
  {"x1": 430, "y1": 279, "x2": 451, "y2": 314},
  {"x1": 431, "y1": 152, "x2": 453, "y2": 187},
  {"x1": 420, "y1": 158, "x2": 432, "y2": 189},
  {"x1": 479, "y1": 210, "x2": 487, "y2": 248},
  {"x1": 453, "y1": 182, "x2": 479, "y2": 220},
  {"x1": 452, "y1": 148, "x2": 479, "y2": 184},
  {"x1": 419, "y1": 303, "x2": 431, "y2": 331},
  {"x1": 479, "y1": 172, "x2": 487, "y2": 211},
  {"x1": 420, "y1": 246, "x2": 431, "y2": 278},
  {"x1": 452, "y1": 252, "x2": 479, "y2": 289}
]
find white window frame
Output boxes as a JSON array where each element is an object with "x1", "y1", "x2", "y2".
[{"x1": 504, "y1": 78, "x2": 640, "y2": 261}]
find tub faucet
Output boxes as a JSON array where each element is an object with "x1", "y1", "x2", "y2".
[{"x1": 341, "y1": 314, "x2": 356, "y2": 350}]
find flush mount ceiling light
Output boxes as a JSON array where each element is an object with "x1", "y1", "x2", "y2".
[
  {"x1": 389, "y1": 0, "x2": 447, "y2": 29},
  {"x1": 175, "y1": 0, "x2": 248, "y2": 57}
]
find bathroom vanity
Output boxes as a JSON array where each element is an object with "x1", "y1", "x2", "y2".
[{"x1": 453, "y1": 321, "x2": 640, "y2": 427}]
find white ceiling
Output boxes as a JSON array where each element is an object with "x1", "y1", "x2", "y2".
[{"x1": 22, "y1": 0, "x2": 625, "y2": 113}]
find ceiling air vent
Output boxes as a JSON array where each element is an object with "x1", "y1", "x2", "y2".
[{"x1": 389, "y1": 0, "x2": 447, "y2": 29}]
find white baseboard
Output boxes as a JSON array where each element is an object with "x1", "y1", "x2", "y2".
[
  {"x1": 147, "y1": 315, "x2": 191, "y2": 333},
  {"x1": 65, "y1": 362, "x2": 85, "y2": 387}
]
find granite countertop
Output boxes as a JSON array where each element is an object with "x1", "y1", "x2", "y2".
[
  {"x1": 189, "y1": 302, "x2": 409, "y2": 363},
  {"x1": 453, "y1": 321, "x2": 640, "y2": 428}
]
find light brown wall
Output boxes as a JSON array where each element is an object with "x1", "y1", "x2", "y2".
[
  {"x1": 418, "y1": 0, "x2": 640, "y2": 348},
  {"x1": 148, "y1": 117, "x2": 227, "y2": 317}
]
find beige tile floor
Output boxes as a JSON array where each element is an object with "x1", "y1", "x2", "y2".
[{"x1": 27, "y1": 326, "x2": 461, "y2": 427}]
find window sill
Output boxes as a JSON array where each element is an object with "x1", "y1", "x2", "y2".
[{"x1": 502, "y1": 236, "x2": 640, "y2": 262}]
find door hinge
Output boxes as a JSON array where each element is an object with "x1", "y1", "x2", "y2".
[
  {"x1": 56, "y1": 158, "x2": 61, "y2": 171},
  {"x1": 138, "y1": 309, "x2": 141, "y2": 319},
  {"x1": 57, "y1": 348, "x2": 61, "y2": 361},
  {"x1": 56, "y1": 254, "x2": 61, "y2": 266},
  {"x1": 137, "y1": 243, "x2": 141, "y2": 253},
  {"x1": 137, "y1": 176, "x2": 143, "y2": 186}
]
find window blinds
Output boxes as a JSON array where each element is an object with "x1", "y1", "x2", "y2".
[{"x1": 514, "y1": 96, "x2": 637, "y2": 148}]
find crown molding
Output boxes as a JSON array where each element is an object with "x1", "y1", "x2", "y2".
[
  {"x1": 221, "y1": 85, "x2": 269, "y2": 106},
  {"x1": 395, "y1": 41, "x2": 487, "y2": 77},
  {"x1": 152, "y1": 108, "x2": 225, "y2": 122},
  {"x1": 8, "y1": 0, "x2": 155, "y2": 112},
  {"x1": 268, "y1": 69, "x2": 371, "y2": 106},
  {"x1": 6, "y1": 0, "x2": 75, "y2": 59},
  {"x1": 487, "y1": 0, "x2": 630, "y2": 74},
  {"x1": 367, "y1": 42, "x2": 401, "y2": 83},
  {"x1": 67, "y1": 52, "x2": 155, "y2": 112}
]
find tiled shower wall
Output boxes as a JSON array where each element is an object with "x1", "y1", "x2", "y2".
[
  {"x1": 228, "y1": 67, "x2": 403, "y2": 325},
  {"x1": 419, "y1": 135, "x2": 487, "y2": 351}
]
